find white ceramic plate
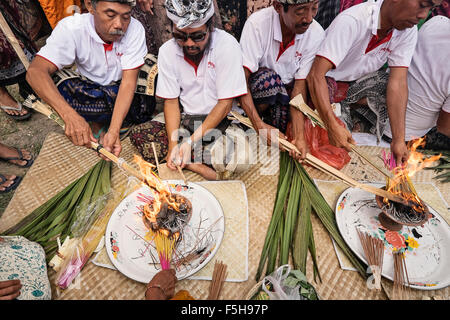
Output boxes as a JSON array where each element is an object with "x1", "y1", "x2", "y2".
[
  {"x1": 105, "y1": 180, "x2": 225, "y2": 283},
  {"x1": 335, "y1": 183, "x2": 450, "y2": 290}
]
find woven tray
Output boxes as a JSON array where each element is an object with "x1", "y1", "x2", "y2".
[{"x1": 1, "y1": 132, "x2": 447, "y2": 299}]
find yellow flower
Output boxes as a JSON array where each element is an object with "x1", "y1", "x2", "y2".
[{"x1": 406, "y1": 237, "x2": 419, "y2": 249}]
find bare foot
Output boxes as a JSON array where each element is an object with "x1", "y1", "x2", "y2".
[
  {"x1": 0, "y1": 143, "x2": 33, "y2": 167},
  {"x1": 185, "y1": 163, "x2": 218, "y2": 180},
  {"x1": 0, "y1": 174, "x2": 18, "y2": 192},
  {"x1": 0, "y1": 87, "x2": 28, "y2": 117}
]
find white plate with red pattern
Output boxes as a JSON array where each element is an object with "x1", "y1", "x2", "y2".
[
  {"x1": 335, "y1": 183, "x2": 450, "y2": 290},
  {"x1": 105, "y1": 180, "x2": 225, "y2": 283}
]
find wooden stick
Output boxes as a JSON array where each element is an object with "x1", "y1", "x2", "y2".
[
  {"x1": 151, "y1": 142, "x2": 160, "y2": 168},
  {"x1": 289, "y1": 94, "x2": 393, "y2": 179},
  {"x1": 176, "y1": 165, "x2": 188, "y2": 185},
  {"x1": 229, "y1": 111, "x2": 406, "y2": 204},
  {"x1": 0, "y1": 11, "x2": 30, "y2": 69}
]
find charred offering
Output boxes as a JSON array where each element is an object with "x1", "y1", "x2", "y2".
[{"x1": 142, "y1": 193, "x2": 193, "y2": 238}]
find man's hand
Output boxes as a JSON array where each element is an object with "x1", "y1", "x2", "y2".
[
  {"x1": 327, "y1": 123, "x2": 355, "y2": 152},
  {"x1": 137, "y1": 0, "x2": 154, "y2": 14},
  {"x1": 391, "y1": 139, "x2": 409, "y2": 166},
  {"x1": 101, "y1": 130, "x2": 122, "y2": 160},
  {"x1": 63, "y1": 111, "x2": 96, "y2": 148},
  {"x1": 167, "y1": 142, "x2": 191, "y2": 170},
  {"x1": 256, "y1": 121, "x2": 287, "y2": 150},
  {"x1": 0, "y1": 280, "x2": 22, "y2": 300},
  {"x1": 290, "y1": 137, "x2": 309, "y2": 161},
  {"x1": 145, "y1": 269, "x2": 177, "y2": 300}
]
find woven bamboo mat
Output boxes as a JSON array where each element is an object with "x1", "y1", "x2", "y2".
[
  {"x1": 0, "y1": 133, "x2": 447, "y2": 299},
  {"x1": 92, "y1": 180, "x2": 249, "y2": 282}
]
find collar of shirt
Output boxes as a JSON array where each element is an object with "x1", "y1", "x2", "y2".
[
  {"x1": 273, "y1": 9, "x2": 304, "y2": 45},
  {"x1": 87, "y1": 13, "x2": 120, "y2": 52},
  {"x1": 273, "y1": 8, "x2": 304, "y2": 61},
  {"x1": 371, "y1": 0, "x2": 399, "y2": 38}
]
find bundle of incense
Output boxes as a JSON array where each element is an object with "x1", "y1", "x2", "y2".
[
  {"x1": 392, "y1": 251, "x2": 411, "y2": 300},
  {"x1": 148, "y1": 230, "x2": 178, "y2": 270},
  {"x1": 207, "y1": 260, "x2": 228, "y2": 300},
  {"x1": 356, "y1": 228, "x2": 384, "y2": 290}
]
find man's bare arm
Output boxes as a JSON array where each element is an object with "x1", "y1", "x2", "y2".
[
  {"x1": 26, "y1": 56, "x2": 95, "y2": 148},
  {"x1": 386, "y1": 67, "x2": 409, "y2": 164},
  {"x1": 436, "y1": 109, "x2": 450, "y2": 137},
  {"x1": 307, "y1": 56, "x2": 355, "y2": 151}
]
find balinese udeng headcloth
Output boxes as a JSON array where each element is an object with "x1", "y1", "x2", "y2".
[
  {"x1": 165, "y1": 0, "x2": 215, "y2": 29},
  {"x1": 275, "y1": 0, "x2": 316, "y2": 4}
]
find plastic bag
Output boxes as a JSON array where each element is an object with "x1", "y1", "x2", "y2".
[
  {"x1": 54, "y1": 177, "x2": 141, "y2": 289},
  {"x1": 260, "y1": 265, "x2": 319, "y2": 300},
  {"x1": 304, "y1": 117, "x2": 351, "y2": 170}
]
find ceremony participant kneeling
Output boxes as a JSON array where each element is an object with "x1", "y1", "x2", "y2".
[
  {"x1": 307, "y1": 0, "x2": 442, "y2": 165},
  {"x1": 239, "y1": 0, "x2": 325, "y2": 160},
  {"x1": 383, "y1": 16, "x2": 450, "y2": 151},
  {"x1": 130, "y1": 0, "x2": 248, "y2": 180},
  {"x1": 26, "y1": 0, "x2": 154, "y2": 158}
]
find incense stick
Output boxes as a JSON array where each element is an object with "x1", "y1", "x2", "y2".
[
  {"x1": 356, "y1": 228, "x2": 384, "y2": 290},
  {"x1": 392, "y1": 251, "x2": 411, "y2": 300},
  {"x1": 207, "y1": 260, "x2": 228, "y2": 300}
]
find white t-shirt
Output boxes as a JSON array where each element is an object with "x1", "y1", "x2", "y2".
[
  {"x1": 317, "y1": 0, "x2": 417, "y2": 82},
  {"x1": 37, "y1": 13, "x2": 147, "y2": 86},
  {"x1": 240, "y1": 6, "x2": 325, "y2": 84},
  {"x1": 156, "y1": 29, "x2": 248, "y2": 115},
  {"x1": 384, "y1": 16, "x2": 450, "y2": 140}
]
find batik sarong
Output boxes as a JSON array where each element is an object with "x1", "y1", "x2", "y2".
[
  {"x1": 129, "y1": 114, "x2": 231, "y2": 167},
  {"x1": 248, "y1": 67, "x2": 291, "y2": 133},
  {"x1": 329, "y1": 69, "x2": 389, "y2": 143},
  {"x1": 55, "y1": 55, "x2": 157, "y2": 126}
]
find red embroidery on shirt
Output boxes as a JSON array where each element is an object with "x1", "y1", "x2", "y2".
[
  {"x1": 207, "y1": 61, "x2": 215, "y2": 69},
  {"x1": 365, "y1": 30, "x2": 393, "y2": 54},
  {"x1": 295, "y1": 51, "x2": 302, "y2": 58},
  {"x1": 116, "y1": 52, "x2": 123, "y2": 57}
]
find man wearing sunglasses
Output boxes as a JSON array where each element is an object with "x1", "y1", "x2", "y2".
[
  {"x1": 130, "y1": 0, "x2": 247, "y2": 180},
  {"x1": 239, "y1": 0, "x2": 324, "y2": 161}
]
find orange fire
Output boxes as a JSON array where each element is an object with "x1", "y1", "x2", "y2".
[
  {"x1": 385, "y1": 138, "x2": 441, "y2": 212},
  {"x1": 134, "y1": 155, "x2": 180, "y2": 225}
]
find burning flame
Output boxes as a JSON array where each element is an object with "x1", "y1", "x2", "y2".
[
  {"x1": 134, "y1": 155, "x2": 181, "y2": 229},
  {"x1": 385, "y1": 137, "x2": 441, "y2": 212}
]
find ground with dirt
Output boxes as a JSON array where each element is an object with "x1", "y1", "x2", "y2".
[{"x1": 0, "y1": 84, "x2": 63, "y2": 217}]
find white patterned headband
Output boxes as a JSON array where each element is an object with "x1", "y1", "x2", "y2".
[{"x1": 165, "y1": 0, "x2": 214, "y2": 29}]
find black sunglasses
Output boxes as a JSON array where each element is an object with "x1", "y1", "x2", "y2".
[{"x1": 172, "y1": 31, "x2": 208, "y2": 43}]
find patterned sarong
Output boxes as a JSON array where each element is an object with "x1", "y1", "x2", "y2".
[
  {"x1": 248, "y1": 67, "x2": 291, "y2": 133},
  {"x1": 129, "y1": 114, "x2": 231, "y2": 166},
  {"x1": 329, "y1": 70, "x2": 389, "y2": 143},
  {"x1": 55, "y1": 54, "x2": 158, "y2": 126}
]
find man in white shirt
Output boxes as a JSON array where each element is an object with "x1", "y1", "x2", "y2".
[
  {"x1": 26, "y1": 0, "x2": 151, "y2": 158},
  {"x1": 130, "y1": 0, "x2": 247, "y2": 180},
  {"x1": 384, "y1": 15, "x2": 449, "y2": 150},
  {"x1": 239, "y1": 0, "x2": 324, "y2": 160},
  {"x1": 307, "y1": 0, "x2": 442, "y2": 165}
]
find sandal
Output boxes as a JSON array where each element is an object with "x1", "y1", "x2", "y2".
[
  {"x1": 0, "y1": 102, "x2": 32, "y2": 121},
  {"x1": 0, "y1": 147, "x2": 34, "y2": 168},
  {"x1": 0, "y1": 174, "x2": 22, "y2": 194}
]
